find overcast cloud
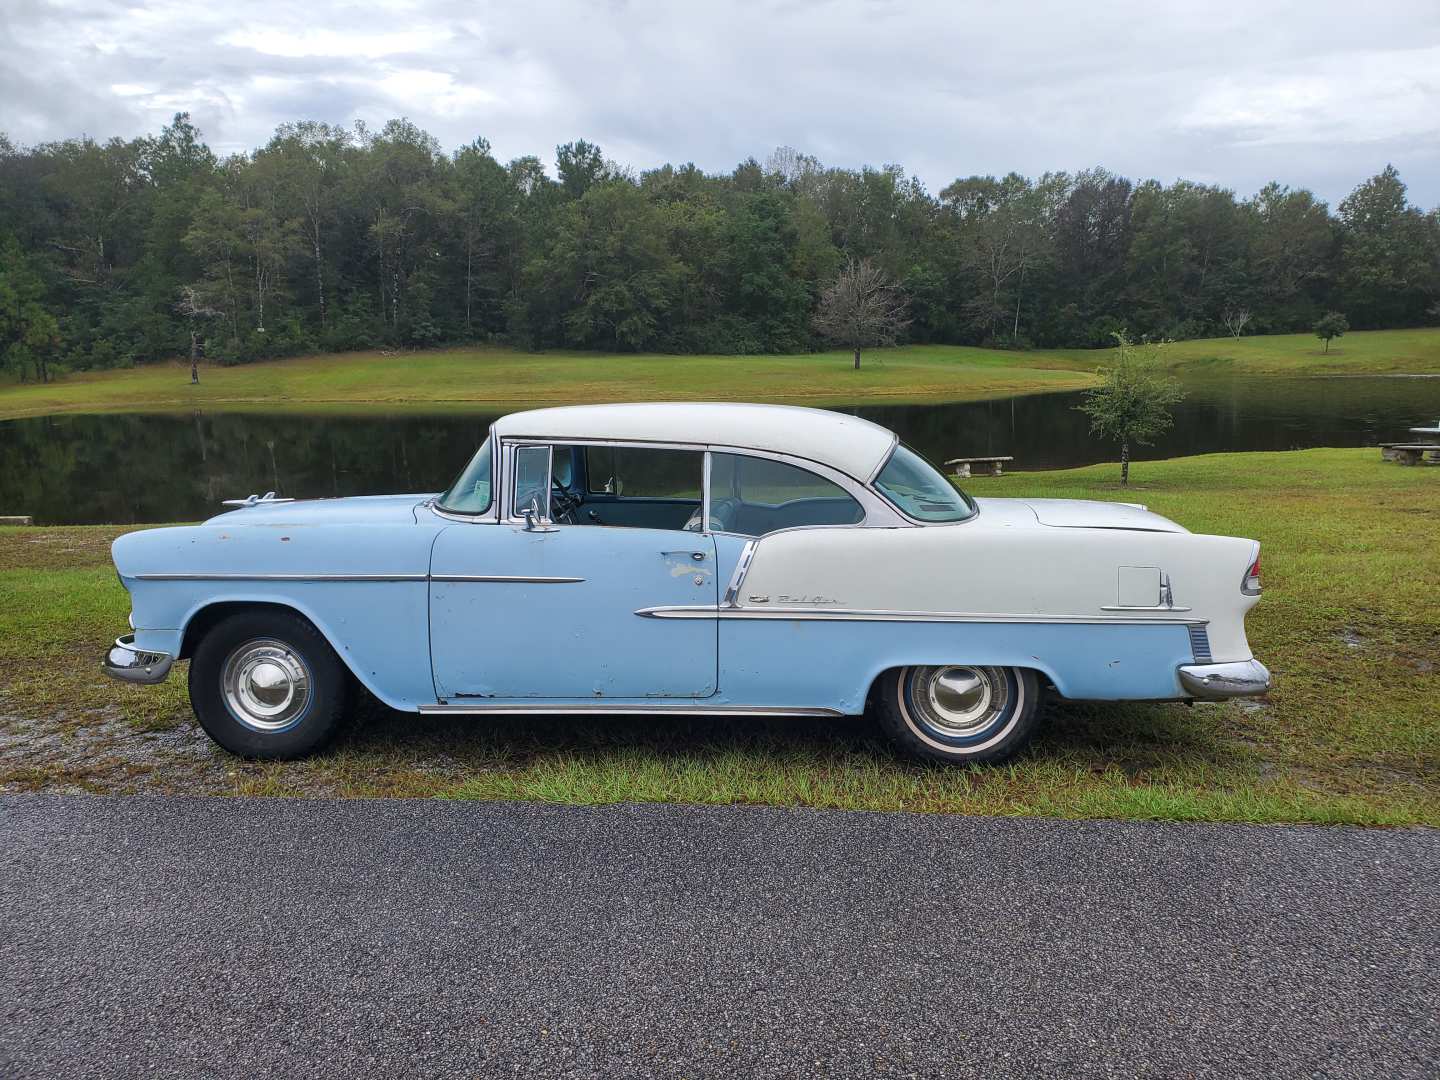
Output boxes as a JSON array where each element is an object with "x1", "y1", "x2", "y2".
[{"x1": 4, "y1": 0, "x2": 1439, "y2": 205}]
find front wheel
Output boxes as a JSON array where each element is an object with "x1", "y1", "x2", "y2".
[
  {"x1": 875, "y1": 665, "x2": 1040, "y2": 765},
  {"x1": 188, "y1": 610, "x2": 351, "y2": 759}
]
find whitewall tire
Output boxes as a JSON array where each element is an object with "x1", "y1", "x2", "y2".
[{"x1": 875, "y1": 665, "x2": 1041, "y2": 765}]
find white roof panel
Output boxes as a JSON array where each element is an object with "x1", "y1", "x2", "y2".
[{"x1": 493, "y1": 402, "x2": 898, "y2": 479}]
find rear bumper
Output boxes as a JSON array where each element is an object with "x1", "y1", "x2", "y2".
[
  {"x1": 1177, "y1": 659, "x2": 1271, "y2": 700},
  {"x1": 102, "y1": 634, "x2": 174, "y2": 685}
]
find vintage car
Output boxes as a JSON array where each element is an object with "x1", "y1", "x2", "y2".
[{"x1": 103, "y1": 402, "x2": 1270, "y2": 764}]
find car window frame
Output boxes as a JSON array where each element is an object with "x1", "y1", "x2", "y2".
[{"x1": 484, "y1": 436, "x2": 904, "y2": 533}]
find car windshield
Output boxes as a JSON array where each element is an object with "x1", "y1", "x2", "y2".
[
  {"x1": 873, "y1": 444, "x2": 976, "y2": 523},
  {"x1": 437, "y1": 436, "x2": 493, "y2": 514}
]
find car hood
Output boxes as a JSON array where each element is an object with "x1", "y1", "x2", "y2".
[
  {"x1": 204, "y1": 493, "x2": 436, "y2": 527},
  {"x1": 973, "y1": 497, "x2": 1188, "y2": 533}
]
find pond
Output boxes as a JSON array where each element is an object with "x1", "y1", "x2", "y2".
[{"x1": 2, "y1": 374, "x2": 1438, "y2": 525}]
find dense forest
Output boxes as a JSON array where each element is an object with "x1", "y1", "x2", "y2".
[{"x1": 2, "y1": 113, "x2": 1438, "y2": 378}]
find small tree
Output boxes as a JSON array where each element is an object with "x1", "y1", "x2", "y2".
[
  {"x1": 1077, "y1": 331, "x2": 1185, "y2": 484},
  {"x1": 812, "y1": 257, "x2": 910, "y2": 370},
  {"x1": 176, "y1": 286, "x2": 220, "y2": 383},
  {"x1": 1313, "y1": 311, "x2": 1349, "y2": 353},
  {"x1": 1221, "y1": 307, "x2": 1251, "y2": 340}
]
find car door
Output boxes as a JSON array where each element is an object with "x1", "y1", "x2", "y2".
[{"x1": 429, "y1": 442, "x2": 718, "y2": 701}]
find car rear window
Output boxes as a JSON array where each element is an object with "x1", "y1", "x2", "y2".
[{"x1": 874, "y1": 444, "x2": 976, "y2": 523}]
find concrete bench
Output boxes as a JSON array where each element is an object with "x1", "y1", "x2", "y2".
[
  {"x1": 1380, "y1": 444, "x2": 1440, "y2": 466},
  {"x1": 945, "y1": 456, "x2": 1014, "y2": 477}
]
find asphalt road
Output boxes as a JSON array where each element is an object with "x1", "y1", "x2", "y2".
[{"x1": 1, "y1": 795, "x2": 1435, "y2": 1080}]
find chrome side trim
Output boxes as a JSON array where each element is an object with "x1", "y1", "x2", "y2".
[
  {"x1": 1101, "y1": 604, "x2": 1194, "y2": 612},
  {"x1": 1187, "y1": 625, "x2": 1213, "y2": 664},
  {"x1": 133, "y1": 572, "x2": 428, "y2": 582},
  {"x1": 721, "y1": 540, "x2": 759, "y2": 607},
  {"x1": 1178, "y1": 659, "x2": 1271, "y2": 700},
  {"x1": 102, "y1": 634, "x2": 174, "y2": 685},
  {"x1": 431, "y1": 575, "x2": 584, "y2": 584},
  {"x1": 419, "y1": 702, "x2": 845, "y2": 718},
  {"x1": 635, "y1": 605, "x2": 1208, "y2": 626}
]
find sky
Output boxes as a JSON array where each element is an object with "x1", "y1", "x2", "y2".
[{"x1": 4, "y1": 0, "x2": 1440, "y2": 207}]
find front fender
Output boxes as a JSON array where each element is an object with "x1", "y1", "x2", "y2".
[{"x1": 112, "y1": 523, "x2": 445, "y2": 711}]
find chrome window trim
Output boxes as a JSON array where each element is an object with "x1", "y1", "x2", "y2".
[
  {"x1": 721, "y1": 539, "x2": 759, "y2": 607},
  {"x1": 427, "y1": 497, "x2": 499, "y2": 525},
  {"x1": 634, "y1": 604, "x2": 1209, "y2": 627},
  {"x1": 439, "y1": 431, "x2": 914, "y2": 529},
  {"x1": 491, "y1": 438, "x2": 899, "y2": 533},
  {"x1": 702, "y1": 450, "x2": 712, "y2": 531},
  {"x1": 866, "y1": 432, "x2": 901, "y2": 484}
]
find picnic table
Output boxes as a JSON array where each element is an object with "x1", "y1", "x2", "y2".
[
  {"x1": 1408, "y1": 422, "x2": 1440, "y2": 443},
  {"x1": 945, "y1": 455, "x2": 1014, "y2": 477}
]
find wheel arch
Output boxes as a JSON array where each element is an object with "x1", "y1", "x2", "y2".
[
  {"x1": 177, "y1": 598, "x2": 420, "y2": 712},
  {"x1": 860, "y1": 658, "x2": 1061, "y2": 711}
]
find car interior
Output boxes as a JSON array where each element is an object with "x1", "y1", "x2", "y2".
[{"x1": 539, "y1": 444, "x2": 865, "y2": 537}]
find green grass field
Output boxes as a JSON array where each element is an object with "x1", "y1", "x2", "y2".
[
  {"x1": 1, "y1": 327, "x2": 1436, "y2": 421},
  {"x1": 2, "y1": 447, "x2": 1435, "y2": 824}
]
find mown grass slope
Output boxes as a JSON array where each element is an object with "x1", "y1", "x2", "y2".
[{"x1": 1, "y1": 327, "x2": 1436, "y2": 421}]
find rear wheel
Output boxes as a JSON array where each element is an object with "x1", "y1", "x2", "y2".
[
  {"x1": 188, "y1": 610, "x2": 351, "y2": 759},
  {"x1": 875, "y1": 665, "x2": 1040, "y2": 765}
]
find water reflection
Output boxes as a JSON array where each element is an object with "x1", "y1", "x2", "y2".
[{"x1": 2, "y1": 374, "x2": 1437, "y2": 525}]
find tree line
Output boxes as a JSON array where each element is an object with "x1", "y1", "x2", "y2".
[{"x1": 2, "y1": 113, "x2": 1438, "y2": 379}]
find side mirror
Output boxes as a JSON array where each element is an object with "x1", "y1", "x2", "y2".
[{"x1": 521, "y1": 495, "x2": 549, "y2": 532}]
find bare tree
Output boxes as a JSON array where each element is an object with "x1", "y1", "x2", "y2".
[
  {"x1": 1221, "y1": 307, "x2": 1251, "y2": 340},
  {"x1": 812, "y1": 257, "x2": 911, "y2": 370},
  {"x1": 176, "y1": 286, "x2": 219, "y2": 383}
]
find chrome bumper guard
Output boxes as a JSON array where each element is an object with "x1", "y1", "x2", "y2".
[
  {"x1": 102, "y1": 634, "x2": 174, "y2": 685},
  {"x1": 1178, "y1": 659, "x2": 1271, "y2": 700}
]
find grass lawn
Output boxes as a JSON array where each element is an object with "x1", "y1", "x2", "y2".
[
  {"x1": 1, "y1": 447, "x2": 1434, "y2": 824},
  {"x1": 0, "y1": 344, "x2": 1094, "y2": 421},
  {"x1": 1097, "y1": 326, "x2": 1440, "y2": 376},
  {"x1": 0, "y1": 327, "x2": 1436, "y2": 422}
]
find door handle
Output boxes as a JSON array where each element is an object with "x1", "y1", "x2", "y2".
[{"x1": 660, "y1": 550, "x2": 707, "y2": 561}]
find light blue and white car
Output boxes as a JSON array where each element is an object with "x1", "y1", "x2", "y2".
[{"x1": 104, "y1": 403, "x2": 1270, "y2": 763}]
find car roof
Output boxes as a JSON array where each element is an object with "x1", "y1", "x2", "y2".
[{"x1": 492, "y1": 402, "x2": 898, "y2": 480}]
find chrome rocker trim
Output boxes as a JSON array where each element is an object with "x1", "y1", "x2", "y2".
[
  {"x1": 420, "y1": 702, "x2": 844, "y2": 718},
  {"x1": 134, "y1": 572, "x2": 429, "y2": 582},
  {"x1": 1177, "y1": 659, "x2": 1272, "y2": 700},
  {"x1": 102, "y1": 634, "x2": 174, "y2": 685}
]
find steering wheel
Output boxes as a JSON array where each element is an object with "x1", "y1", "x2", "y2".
[{"x1": 550, "y1": 478, "x2": 582, "y2": 524}]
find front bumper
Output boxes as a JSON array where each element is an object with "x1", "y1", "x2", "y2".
[
  {"x1": 102, "y1": 634, "x2": 174, "y2": 685},
  {"x1": 1177, "y1": 659, "x2": 1271, "y2": 700}
]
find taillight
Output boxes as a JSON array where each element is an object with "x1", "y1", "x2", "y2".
[{"x1": 1241, "y1": 549, "x2": 1262, "y2": 595}]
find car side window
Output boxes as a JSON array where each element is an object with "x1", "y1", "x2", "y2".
[
  {"x1": 709, "y1": 453, "x2": 864, "y2": 536},
  {"x1": 584, "y1": 447, "x2": 701, "y2": 499},
  {"x1": 512, "y1": 444, "x2": 551, "y2": 518}
]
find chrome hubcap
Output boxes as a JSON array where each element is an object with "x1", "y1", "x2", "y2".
[
  {"x1": 222, "y1": 639, "x2": 311, "y2": 732},
  {"x1": 914, "y1": 665, "x2": 1009, "y2": 735}
]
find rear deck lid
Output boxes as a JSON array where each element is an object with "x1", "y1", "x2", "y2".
[{"x1": 1023, "y1": 498, "x2": 1188, "y2": 533}]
